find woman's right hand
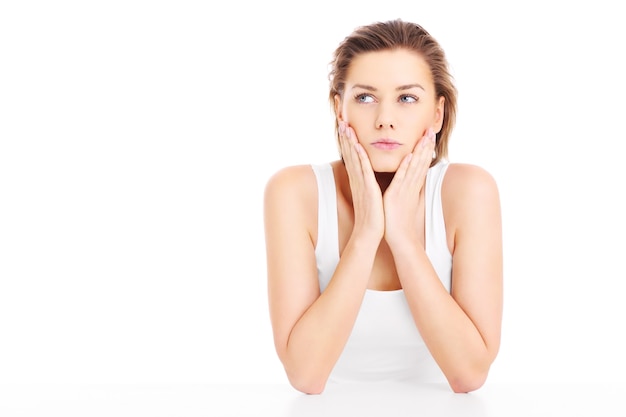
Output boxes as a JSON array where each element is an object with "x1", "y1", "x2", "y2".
[{"x1": 339, "y1": 121, "x2": 385, "y2": 242}]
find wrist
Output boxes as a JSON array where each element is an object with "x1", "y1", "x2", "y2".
[
  {"x1": 385, "y1": 231, "x2": 422, "y2": 254},
  {"x1": 348, "y1": 229, "x2": 383, "y2": 253}
]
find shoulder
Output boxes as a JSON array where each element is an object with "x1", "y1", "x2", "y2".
[
  {"x1": 441, "y1": 163, "x2": 502, "y2": 258},
  {"x1": 443, "y1": 162, "x2": 500, "y2": 202},
  {"x1": 264, "y1": 164, "x2": 320, "y2": 249},
  {"x1": 264, "y1": 164, "x2": 317, "y2": 200},
  {"x1": 264, "y1": 164, "x2": 318, "y2": 219},
  {"x1": 442, "y1": 162, "x2": 501, "y2": 224}
]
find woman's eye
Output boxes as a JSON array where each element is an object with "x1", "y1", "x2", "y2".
[
  {"x1": 355, "y1": 93, "x2": 375, "y2": 103},
  {"x1": 400, "y1": 95, "x2": 418, "y2": 103}
]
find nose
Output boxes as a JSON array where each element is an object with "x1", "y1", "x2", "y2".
[{"x1": 375, "y1": 103, "x2": 395, "y2": 129}]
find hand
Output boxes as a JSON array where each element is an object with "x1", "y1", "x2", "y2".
[
  {"x1": 383, "y1": 128, "x2": 437, "y2": 248},
  {"x1": 339, "y1": 121, "x2": 385, "y2": 242}
]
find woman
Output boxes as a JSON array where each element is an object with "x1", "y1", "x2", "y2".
[{"x1": 263, "y1": 19, "x2": 502, "y2": 395}]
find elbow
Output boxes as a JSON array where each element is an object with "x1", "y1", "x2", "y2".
[
  {"x1": 284, "y1": 364, "x2": 329, "y2": 395},
  {"x1": 447, "y1": 348, "x2": 498, "y2": 393},
  {"x1": 287, "y1": 373, "x2": 328, "y2": 395},
  {"x1": 447, "y1": 368, "x2": 489, "y2": 394},
  {"x1": 277, "y1": 348, "x2": 330, "y2": 394}
]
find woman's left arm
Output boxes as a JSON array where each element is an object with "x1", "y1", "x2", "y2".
[{"x1": 389, "y1": 163, "x2": 503, "y2": 393}]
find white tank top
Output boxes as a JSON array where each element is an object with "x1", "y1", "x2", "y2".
[{"x1": 311, "y1": 160, "x2": 452, "y2": 383}]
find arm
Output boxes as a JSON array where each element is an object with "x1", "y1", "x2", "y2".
[
  {"x1": 387, "y1": 163, "x2": 503, "y2": 393},
  {"x1": 264, "y1": 165, "x2": 381, "y2": 395}
]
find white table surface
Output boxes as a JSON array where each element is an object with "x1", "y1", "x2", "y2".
[{"x1": 1, "y1": 381, "x2": 624, "y2": 416}]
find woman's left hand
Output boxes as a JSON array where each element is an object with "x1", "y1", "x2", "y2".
[{"x1": 383, "y1": 128, "x2": 437, "y2": 248}]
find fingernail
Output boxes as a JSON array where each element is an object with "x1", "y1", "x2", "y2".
[{"x1": 338, "y1": 121, "x2": 345, "y2": 135}]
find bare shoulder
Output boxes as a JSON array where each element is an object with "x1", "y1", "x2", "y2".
[
  {"x1": 441, "y1": 163, "x2": 502, "y2": 259},
  {"x1": 442, "y1": 163, "x2": 501, "y2": 236},
  {"x1": 443, "y1": 163, "x2": 500, "y2": 204},
  {"x1": 264, "y1": 164, "x2": 318, "y2": 230},
  {"x1": 264, "y1": 164, "x2": 317, "y2": 203}
]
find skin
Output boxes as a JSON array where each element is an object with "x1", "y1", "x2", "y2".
[{"x1": 264, "y1": 48, "x2": 503, "y2": 395}]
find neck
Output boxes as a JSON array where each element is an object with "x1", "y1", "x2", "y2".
[{"x1": 375, "y1": 171, "x2": 395, "y2": 194}]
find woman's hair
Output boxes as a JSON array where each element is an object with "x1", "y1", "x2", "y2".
[{"x1": 329, "y1": 19, "x2": 457, "y2": 165}]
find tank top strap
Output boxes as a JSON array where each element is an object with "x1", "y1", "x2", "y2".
[
  {"x1": 424, "y1": 159, "x2": 452, "y2": 292},
  {"x1": 311, "y1": 163, "x2": 339, "y2": 292}
]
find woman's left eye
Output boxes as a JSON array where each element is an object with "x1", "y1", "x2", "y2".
[{"x1": 399, "y1": 95, "x2": 418, "y2": 103}]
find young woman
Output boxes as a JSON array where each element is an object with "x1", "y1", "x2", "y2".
[{"x1": 263, "y1": 19, "x2": 503, "y2": 395}]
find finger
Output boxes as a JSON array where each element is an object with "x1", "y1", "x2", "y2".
[
  {"x1": 354, "y1": 142, "x2": 376, "y2": 181},
  {"x1": 407, "y1": 129, "x2": 436, "y2": 182},
  {"x1": 391, "y1": 152, "x2": 413, "y2": 184},
  {"x1": 413, "y1": 128, "x2": 436, "y2": 155},
  {"x1": 344, "y1": 125, "x2": 376, "y2": 182},
  {"x1": 339, "y1": 122, "x2": 357, "y2": 170},
  {"x1": 338, "y1": 121, "x2": 349, "y2": 160},
  {"x1": 341, "y1": 123, "x2": 367, "y2": 189}
]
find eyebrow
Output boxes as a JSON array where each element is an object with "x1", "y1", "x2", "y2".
[{"x1": 351, "y1": 83, "x2": 426, "y2": 92}]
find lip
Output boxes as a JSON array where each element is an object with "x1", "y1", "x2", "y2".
[{"x1": 371, "y1": 139, "x2": 402, "y2": 150}]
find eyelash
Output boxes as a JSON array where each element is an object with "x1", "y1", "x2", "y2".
[{"x1": 353, "y1": 93, "x2": 419, "y2": 104}]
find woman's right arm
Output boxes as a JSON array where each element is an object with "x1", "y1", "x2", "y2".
[{"x1": 263, "y1": 165, "x2": 380, "y2": 395}]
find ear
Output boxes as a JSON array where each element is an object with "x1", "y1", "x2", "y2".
[
  {"x1": 434, "y1": 96, "x2": 445, "y2": 133},
  {"x1": 333, "y1": 94, "x2": 344, "y2": 121}
]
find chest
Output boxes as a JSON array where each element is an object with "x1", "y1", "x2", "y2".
[{"x1": 336, "y1": 195, "x2": 425, "y2": 291}]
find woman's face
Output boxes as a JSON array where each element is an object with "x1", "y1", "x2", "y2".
[{"x1": 335, "y1": 48, "x2": 444, "y2": 172}]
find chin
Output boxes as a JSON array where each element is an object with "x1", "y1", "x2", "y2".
[{"x1": 369, "y1": 156, "x2": 402, "y2": 173}]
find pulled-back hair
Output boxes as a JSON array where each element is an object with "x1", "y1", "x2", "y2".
[{"x1": 329, "y1": 19, "x2": 457, "y2": 165}]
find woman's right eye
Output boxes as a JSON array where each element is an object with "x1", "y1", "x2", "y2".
[{"x1": 354, "y1": 93, "x2": 374, "y2": 103}]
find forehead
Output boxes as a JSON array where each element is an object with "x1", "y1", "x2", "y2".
[{"x1": 346, "y1": 48, "x2": 433, "y2": 89}]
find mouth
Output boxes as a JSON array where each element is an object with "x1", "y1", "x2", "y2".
[{"x1": 371, "y1": 139, "x2": 402, "y2": 150}]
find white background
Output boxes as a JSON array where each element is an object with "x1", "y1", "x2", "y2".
[{"x1": 1, "y1": 0, "x2": 624, "y2": 385}]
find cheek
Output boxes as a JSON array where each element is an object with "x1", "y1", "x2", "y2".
[
  {"x1": 344, "y1": 104, "x2": 370, "y2": 129},
  {"x1": 343, "y1": 102, "x2": 357, "y2": 123},
  {"x1": 403, "y1": 108, "x2": 434, "y2": 132}
]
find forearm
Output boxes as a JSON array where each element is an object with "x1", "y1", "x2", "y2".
[
  {"x1": 282, "y1": 234, "x2": 379, "y2": 393},
  {"x1": 391, "y1": 243, "x2": 492, "y2": 392}
]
